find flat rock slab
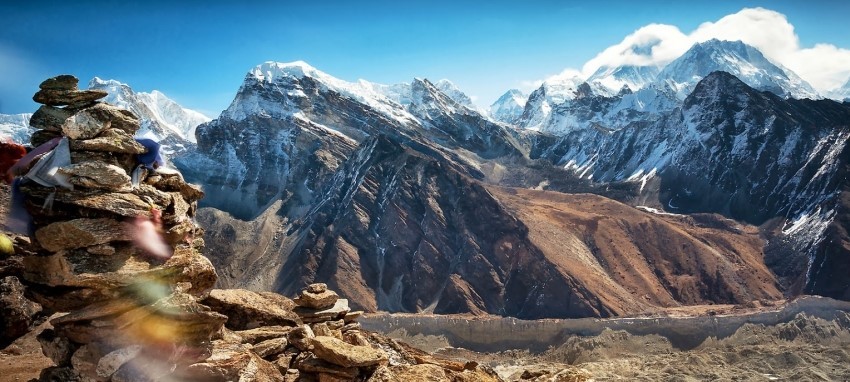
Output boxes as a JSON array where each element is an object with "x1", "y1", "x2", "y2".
[
  {"x1": 22, "y1": 246, "x2": 217, "y2": 296},
  {"x1": 60, "y1": 161, "x2": 132, "y2": 191},
  {"x1": 202, "y1": 289, "x2": 301, "y2": 330},
  {"x1": 235, "y1": 326, "x2": 293, "y2": 344},
  {"x1": 293, "y1": 353, "x2": 358, "y2": 379},
  {"x1": 309, "y1": 335, "x2": 387, "y2": 368},
  {"x1": 69, "y1": 129, "x2": 146, "y2": 154},
  {"x1": 294, "y1": 298, "x2": 350, "y2": 323},
  {"x1": 252, "y1": 337, "x2": 289, "y2": 359},
  {"x1": 34, "y1": 218, "x2": 130, "y2": 252},
  {"x1": 33, "y1": 89, "x2": 107, "y2": 107}
]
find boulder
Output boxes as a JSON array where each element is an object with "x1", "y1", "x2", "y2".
[
  {"x1": 179, "y1": 340, "x2": 284, "y2": 382},
  {"x1": 287, "y1": 325, "x2": 315, "y2": 351},
  {"x1": 96, "y1": 345, "x2": 141, "y2": 379},
  {"x1": 148, "y1": 173, "x2": 205, "y2": 202},
  {"x1": 30, "y1": 129, "x2": 63, "y2": 146},
  {"x1": 33, "y1": 89, "x2": 108, "y2": 107},
  {"x1": 252, "y1": 337, "x2": 289, "y2": 359},
  {"x1": 22, "y1": 246, "x2": 217, "y2": 295},
  {"x1": 114, "y1": 290, "x2": 227, "y2": 346},
  {"x1": 0, "y1": 276, "x2": 41, "y2": 347},
  {"x1": 22, "y1": 186, "x2": 164, "y2": 218},
  {"x1": 342, "y1": 311, "x2": 362, "y2": 323},
  {"x1": 39, "y1": 74, "x2": 79, "y2": 90},
  {"x1": 37, "y1": 366, "x2": 83, "y2": 382},
  {"x1": 81, "y1": 103, "x2": 140, "y2": 135},
  {"x1": 202, "y1": 289, "x2": 300, "y2": 330},
  {"x1": 293, "y1": 353, "x2": 358, "y2": 379},
  {"x1": 306, "y1": 283, "x2": 327, "y2": 294},
  {"x1": 60, "y1": 161, "x2": 132, "y2": 191},
  {"x1": 34, "y1": 218, "x2": 129, "y2": 252},
  {"x1": 61, "y1": 110, "x2": 111, "y2": 139},
  {"x1": 30, "y1": 105, "x2": 74, "y2": 131},
  {"x1": 384, "y1": 364, "x2": 449, "y2": 382},
  {"x1": 295, "y1": 289, "x2": 339, "y2": 310},
  {"x1": 309, "y1": 336, "x2": 388, "y2": 368},
  {"x1": 69, "y1": 129, "x2": 146, "y2": 154},
  {"x1": 37, "y1": 329, "x2": 76, "y2": 366}
]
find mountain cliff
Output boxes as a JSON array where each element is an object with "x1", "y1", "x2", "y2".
[
  {"x1": 531, "y1": 71, "x2": 850, "y2": 298},
  {"x1": 655, "y1": 39, "x2": 819, "y2": 100}
]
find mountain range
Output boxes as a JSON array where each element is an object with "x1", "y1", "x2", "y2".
[{"x1": 2, "y1": 39, "x2": 848, "y2": 318}]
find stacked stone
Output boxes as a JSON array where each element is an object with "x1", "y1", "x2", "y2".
[
  {"x1": 17, "y1": 75, "x2": 224, "y2": 381},
  {"x1": 200, "y1": 283, "x2": 385, "y2": 382}
]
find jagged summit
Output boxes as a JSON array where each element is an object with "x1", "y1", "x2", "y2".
[
  {"x1": 587, "y1": 64, "x2": 661, "y2": 95},
  {"x1": 434, "y1": 78, "x2": 480, "y2": 111},
  {"x1": 829, "y1": 78, "x2": 850, "y2": 101},
  {"x1": 88, "y1": 77, "x2": 210, "y2": 146},
  {"x1": 489, "y1": 89, "x2": 527, "y2": 125},
  {"x1": 250, "y1": 60, "x2": 327, "y2": 83},
  {"x1": 656, "y1": 39, "x2": 819, "y2": 100}
]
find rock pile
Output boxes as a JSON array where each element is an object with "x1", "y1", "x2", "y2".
[
  {"x1": 17, "y1": 75, "x2": 223, "y2": 381},
  {"x1": 9, "y1": 75, "x2": 503, "y2": 382},
  {"x1": 199, "y1": 283, "x2": 502, "y2": 381}
]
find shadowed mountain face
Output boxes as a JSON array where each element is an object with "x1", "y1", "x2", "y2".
[
  {"x1": 531, "y1": 72, "x2": 850, "y2": 298},
  {"x1": 175, "y1": 61, "x2": 848, "y2": 318}
]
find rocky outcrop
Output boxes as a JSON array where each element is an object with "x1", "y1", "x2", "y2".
[{"x1": 0, "y1": 276, "x2": 41, "y2": 348}]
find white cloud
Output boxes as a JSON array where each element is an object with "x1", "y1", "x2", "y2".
[
  {"x1": 542, "y1": 7, "x2": 850, "y2": 93},
  {"x1": 581, "y1": 24, "x2": 690, "y2": 74}
]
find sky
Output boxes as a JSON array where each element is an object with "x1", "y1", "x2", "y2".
[{"x1": 1, "y1": 0, "x2": 849, "y2": 117}]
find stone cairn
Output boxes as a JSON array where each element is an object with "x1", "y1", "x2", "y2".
[{"x1": 14, "y1": 75, "x2": 502, "y2": 382}]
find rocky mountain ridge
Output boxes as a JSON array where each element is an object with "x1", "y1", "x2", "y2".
[{"x1": 168, "y1": 60, "x2": 849, "y2": 319}]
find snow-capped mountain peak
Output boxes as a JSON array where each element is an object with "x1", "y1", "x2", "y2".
[
  {"x1": 0, "y1": 113, "x2": 33, "y2": 143},
  {"x1": 655, "y1": 39, "x2": 819, "y2": 100},
  {"x1": 224, "y1": 61, "x2": 418, "y2": 125},
  {"x1": 88, "y1": 77, "x2": 210, "y2": 144},
  {"x1": 587, "y1": 64, "x2": 661, "y2": 95},
  {"x1": 434, "y1": 79, "x2": 477, "y2": 109},
  {"x1": 488, "y1": 89, "x2": 527, "y2": 125},
  {"x1": 250, "y1": 60, "x2": 325, "y2": 83},
  {"x1": 828, "y1": 78, "x2": 850, "y2": 102}
]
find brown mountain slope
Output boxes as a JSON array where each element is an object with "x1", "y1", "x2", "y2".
[
  {"x1": 487, "y1": 188, "x2": 782, "y2": 315},
  {"x1": 198, "y1": 134, "x2": 782, "y2": 318}
]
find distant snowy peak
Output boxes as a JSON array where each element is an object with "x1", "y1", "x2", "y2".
[
  {"x1": 656, "y1": 39, "x2": 819, "y2": 100},
  {"x1": 587, "y1": 64, "x2": 661, "y2": 95},
  {"x1": 434, "y1": 79, "x2": 481, "y2": 110},
  {"x1": 518, "y1": 74, "x2": 602, "y2": 130},
  {"x1": 225, "y1": 61, "x2": 418, "y2": 125},
  {"x1": 0, "y1": 113, "x2": 33, "y2": 144},
  {"x1": 226, "y1": 61, "x2": 495, "y2": 128},
  {"x1": 88, "y1": 77, "x2": 210, "y2": 144},
  {"x1": 488, "y1": 89, "x2": 527, "y2": 125},
  {"x1": 828, "y1": 78, "x2": 850, "y2": 102}
]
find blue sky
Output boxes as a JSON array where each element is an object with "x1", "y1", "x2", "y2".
[{"x1": 1, "y1": 0, "x2": 849, "y2": 116}]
